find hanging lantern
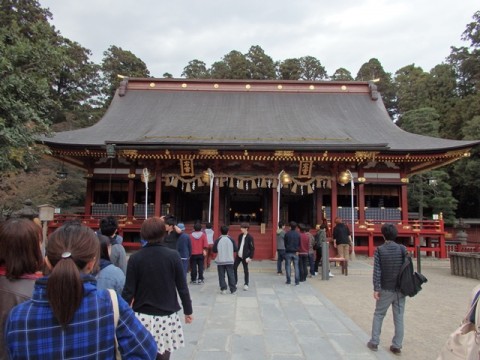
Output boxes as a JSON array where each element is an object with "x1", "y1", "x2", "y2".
[
  {"x1": 201, "y1": 170, "x2": 211, "y2": 183},
  {"x1": 338, "y1": 171, "x2": 352, "y2": 185},
  {"x1": 280, "y1": 171, "x2": 292, "y2": 185}
]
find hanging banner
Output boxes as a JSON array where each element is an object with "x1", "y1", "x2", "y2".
[
  {"x1": 298, "y1": 161, "x2": 312, "y2": 178},
  {"x1": 180, "y1": 159, "x2": 194, "y2": 177}
]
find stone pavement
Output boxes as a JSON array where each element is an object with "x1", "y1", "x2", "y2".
[{"x1": 174, "y1": 259, "x2": 395, "y2": 360}]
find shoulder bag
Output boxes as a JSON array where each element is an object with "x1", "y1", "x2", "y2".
[
  {"x1": 437, "y1": 294, "x2": 480, "y2": 360},
  {"x1": 108, "y1": 289, "x2": 122, "y2": 360}
]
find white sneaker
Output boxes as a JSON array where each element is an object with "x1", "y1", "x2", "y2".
[
  {"x1": 220, "y1": 289, "x2": 227, "y2": 295},
  {"x1": 329, "y1": 272, "x2": 334, "y2": 277},
  {"x1": 243, "y1": 284, "x2": 249, "y2": 291}
]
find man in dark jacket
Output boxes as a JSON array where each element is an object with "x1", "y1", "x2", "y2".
[
  {"x1": 367, "y1": 223, "x2": 407, "y2": 356},
  {"x1": 99, "y1": 216, "x2": 127, "y2": 274},
  {"x1": 284, "y1": 221, "x2": 300, "y2": 285},
  {"x1": 234, "y1": 223, "x2": 255, "y2": 291},
  {"x1": 332, "y1": 217, "x2": 351, "y2": 260}
]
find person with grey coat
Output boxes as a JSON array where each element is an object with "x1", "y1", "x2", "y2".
[{"x1": 213, "y1": 225, "x2": 238, "y2": 294}]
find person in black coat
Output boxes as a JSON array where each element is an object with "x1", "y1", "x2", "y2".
[{"x1": 234, "y1": 223, "x2": 255, "y2": 291}]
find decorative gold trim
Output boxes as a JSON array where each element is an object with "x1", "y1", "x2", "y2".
[
  {"x1": 214, "y1": 84, "x2": 219, "y2": 89},
  {"x1": 341, "y1": 85, "x2": 347, "y2": 91},
  {"x1": 245, "y1": 84, "x2": 251, "y2": 90},
  {"x1": 355, "y1": 151, "x2": 378, "y2": 160},
  {"x1": 446, "y1": 149, "x2": 470, "y2": 158},
  {"x1": 199, "y1": 149, "x2": 218, "y2": 156},
  {"x1": 181, "y1": 83, "x2": 187, "y2": 88},
  {"x1": 277, "y1": 85, "x2": 283, "y2": 90},
  {"x1": 118, "y1": 149, "x2": 138, "y2": 157},
  {"x1": 309, "y1": 85, "x2": 315, "y2": 90},
  {"x1": 401, "y1": 177, "x2": 409, "y2": 183},
  {"x1": 128, "y1": 173, "x2": 136, "y2": 179},
  {"x1": 149, "y1": 82, "x2": 156, "y2": 88},
  {"x1": 274, "y1": 150, "x2": 294, "y2": 157},
  {"x1": 357, "y1": 177, "x2": 366, "y2": 182}
]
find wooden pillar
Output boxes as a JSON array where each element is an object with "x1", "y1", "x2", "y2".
[
  {"x1": 127, "y1": 177, "x2": 135, "y2": 219},
  {"x1": 400, "y1": 182, "x2": 408, "y2": 224},
  {"x1": 315, "y1": 188, "x2": 323, "y2": 225},
  {"x1": 84, "y1": 178, "x2": 93, "y2": 216},
  {"x1": 213, "y1": 178, "x2": 220, "y2": 239},
  {"x1": 154, "y1": 169, "x2": 162, "y2": 216},
  {"x1": 331, "y1": 176, "x2": 338, "y2": 222},
  {"x1": 272, "y1": 184, "x2": 279, "y2": 259},
  {"x1": 358, "y1": 183, "x2": 365, "y2": 224}
]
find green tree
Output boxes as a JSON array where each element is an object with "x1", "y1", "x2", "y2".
[
  {"x1": 209, "y1": 60, "x2": 230, "y2": 79},
  {"x1": 331, "y1": 68, "x2": 354, "y2": 81},
  {"x1": 356, "y1": 58, "x2": 396, "y2": 117},
  {"x1": 51, "y1": 38, "x2": 102, "y2": 128},
  {"x1": 397, "y1": 107, "x2": 440, "y2": 135},
  {"x1": 299, "y1": 56, "x2": 328, "y2": 80},
  {"x1": 428, "y1": 64, "x2": 458, "y2": 135},
  {"x1": 181, "y1": 59, "x2": 209, "y2": 79},
  {"x1": 394, "y1": 65, "x2": 431, "y2": 114},
  {"x1": 277, "y1": 58, "x2": 302, "y2": 80},
  {"x1": 209, "y1": 50, "x2": 250, "y2": 79},
  {"x1": 452, "y1": 115, "x2": 480, "y2": 217},
  {"x1": 399, "y1": 108, "x2": 458, "y2": 223},
  {"x1": 245, "y1": 45, "x2": 276, "y2": 79},
  {"x1": 100, "y1": 45, "x2": 150, "y2": 105},
  {"x1": 0, "y1": 0, "x2": 60, "y2": 171}
]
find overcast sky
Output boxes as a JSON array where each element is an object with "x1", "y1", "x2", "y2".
[{"x1": 39, "y1": 0, "x2": 478, "y2": 79}]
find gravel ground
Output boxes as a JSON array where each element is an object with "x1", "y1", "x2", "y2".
[{"x1": 309, "y1": 256, "x2": 479, "y2": 360}]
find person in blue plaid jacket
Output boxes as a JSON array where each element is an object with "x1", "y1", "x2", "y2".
[{"x1": 5, "y1": 222, "x2": 157, "y2": 359}]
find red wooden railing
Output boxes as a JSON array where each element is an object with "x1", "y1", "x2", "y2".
[{"x1": 46, "y1": 213, "x2": 455, "y2": 259}]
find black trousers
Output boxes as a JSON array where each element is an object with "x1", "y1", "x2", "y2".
[{"x1": 234, "y1": 256, "x2": 249, "y2": 286}]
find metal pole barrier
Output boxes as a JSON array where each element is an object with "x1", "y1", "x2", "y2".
[
  {"x1": 416, "y1": 245, "x2": 422, "y2": 273},
  {"x1": 322, "y1": 241, "x2": 329, "y2": 280}
]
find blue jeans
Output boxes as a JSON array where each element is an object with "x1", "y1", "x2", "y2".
[
  {"x1": 217, "y1": 264, "x2": 236, "y2": 293},
  {"x1": 370, "y1": 290, "x2": 406, "y2": 348},
  {"x1": 285, "y1": 252, "x2": 299, "y2": 285},
  {"x1": 277, "y1": 249, "x2": 286, "y2": 273},
  {"x1": 308, "y1": 253, "x2": 315, "y2": 275},
  {"x1": 181, "y1": 258, "x2": 189, "y2": 279}
]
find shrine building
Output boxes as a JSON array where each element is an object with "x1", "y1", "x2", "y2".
[{"x1": 39, "y1": 78, "x2": 480, "y2": 259}]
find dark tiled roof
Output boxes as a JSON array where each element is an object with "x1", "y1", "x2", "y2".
[{"x1": 39, "y1": 79, "x2": 479, "y2": 153}]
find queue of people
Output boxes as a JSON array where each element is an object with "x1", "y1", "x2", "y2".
[{"x1": 1, "y1": 213, "x2": 351, "y2": 359}]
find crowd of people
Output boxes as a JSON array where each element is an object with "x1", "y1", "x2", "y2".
[{"x1": 0, "y1": 213, "x2": 357, "y2": 359}]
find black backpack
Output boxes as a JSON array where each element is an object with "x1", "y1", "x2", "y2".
[{"x1": 397, "y1": 253, "x2": 428, "y2": 297}]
